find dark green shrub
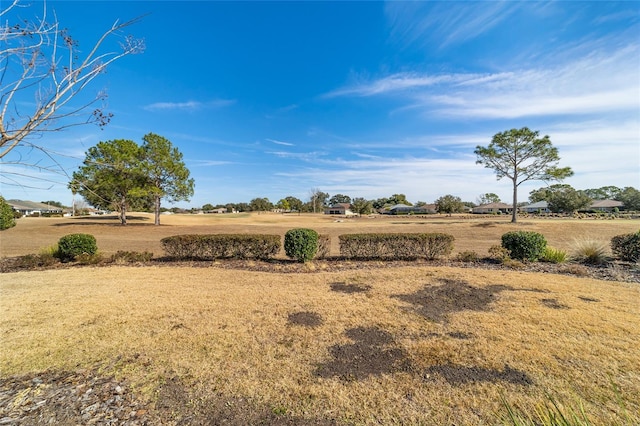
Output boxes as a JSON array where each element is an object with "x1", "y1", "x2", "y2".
[
  {"x1": 57, "y1": 233, "x2": 98, "y2": 262},
  {"x1": 0, "y1": 196, "x2": 16, "y2": 230},
  {"x1": 161, "y1": 234, "x2": 281, "y2": 260},
  {"x1": 611, "y1": 231, "x2": 640, "y2": 262},
  {"x1": 501, "y1": 231, "x2": 547, "y2": 261},
  {"x1": 284, "y1": 228, "x2": 319, "y2": 263},
  {"x1": 338, "y1": 233, "x2": 454, "y2": 260}
]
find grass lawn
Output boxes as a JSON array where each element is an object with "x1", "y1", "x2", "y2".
[{"x1": 1, "y1": 213, "x2": 639, "y2": 424}]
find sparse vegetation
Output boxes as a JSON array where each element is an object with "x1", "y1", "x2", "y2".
[
  {"x1": 571, "y1": 238, "x2": 609, "y2": 265},
  {"x1": 540, "y1": 246, "x2": 568, "y2": 264},
  {"x1": 456, "y1": 250, "x2": 479, "y2": 262}
]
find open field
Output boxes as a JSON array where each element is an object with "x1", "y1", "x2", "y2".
[
  {"x1": 1, "y1": 213, "x2": 639, "y2": 424},
  {"x1": 1, "y1": 212, "x2": 639, "y2": 258}
]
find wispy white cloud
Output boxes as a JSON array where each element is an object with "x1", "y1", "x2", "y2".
[
  {"x1": 385, "y1": 1, "x2": 527, "y2": 50},
  {"x1": 266, "y1": 138, "x2": 295, "y2": 147},
  {"x1": 142, "y1": 99, "x2": 235, "y2": 112}
]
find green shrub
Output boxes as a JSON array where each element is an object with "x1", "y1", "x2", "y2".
[
  {"x1": 339, "y1": 233, "x2": 454, "y2": 260},
  {"x1": 284, "y1": 228, "x2": 319, "y2": 263},
  {"x1": 12, "y1": 253, "x2": 60, "y2": 269},
  {"x1": 611, "y1": 231, "x2": 640, "y2": 262},
  {"x1": 161, "y1": 234, "x2": 281, "y2": 260},
  {"x1": 0, "y1": 196, "x2": 16, "y2": 230},
  {"x1": 501, "y1": 231, "x2": 547, "y2": 261},
  {"x1": 540, "y1": 246, "x2": 567, "y2": 264},
  {"x1": 571, "y1": 238, "x2": 609, "y2": 265},
  {"x1": 57, "y1": 233, "x2": 98, "y2": 262}
]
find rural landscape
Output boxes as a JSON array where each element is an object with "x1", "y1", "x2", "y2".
[
  {"x1": 1, "y1": 212, "x2": 639, "y2": 425},
  {"x1": 1, "y1": 0, "x2": 639, "y2": 425}
]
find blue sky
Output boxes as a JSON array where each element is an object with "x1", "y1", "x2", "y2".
[{"x1": 2, "y1": 1, "x2": 639, "y2": 208}]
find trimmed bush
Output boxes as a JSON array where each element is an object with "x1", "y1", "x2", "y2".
[
  {"x1": 284, "y1": 228, "x2": 319, "y2": 263},
  {"x1": 316, "y1": 234, "x2": 331, "y2": 259},
  {"x1": 161, "y1": 234, "x2": 281, "y2": 260},
  {"x1": 501, "y1": 231, "x2": 547, "y2": 261},
  {"x1": 57, "y1": 233, "x2": 98, "y2": 262},
  {"x1": 339, "y1": 233, "x2": 454, "y2": 260},
  {"x1": 611, "y1": 231, "x2": 640, "y2": 262}
]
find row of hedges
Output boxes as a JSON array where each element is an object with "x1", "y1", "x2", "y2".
[
  {"x1": 160, "y1": 234, "x2": 281, "y2": 260},
  {"x1": 339, "y1": 233, "x2": 454, "y2": 260}
]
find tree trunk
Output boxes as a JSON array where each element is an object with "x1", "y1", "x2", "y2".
[
  {"x1": 511, "y1": 180, "x2": 518, "y2": 223},
  {"x1": 120, "y1": 195, "x2": 127, "y2": 225},
  {"x1": 154, "y1": 195, "x2": 161, "y2": 226}
]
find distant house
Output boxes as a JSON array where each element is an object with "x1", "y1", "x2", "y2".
[
  {"x1": 325, "y1": 203, "x2": 354, "y2": 216},
  {"x1": 7, "y1": 200, "x2": 64, "y2": 216},
  {"x1": 522, "y1": 201, "x2": 550, "y2": 214},
  {"x1": 588, "y1": 199, "x2": 624, "y2": 212},
  {"x1": 472, "y1": 202, "x2": 513, "y2": 214}
]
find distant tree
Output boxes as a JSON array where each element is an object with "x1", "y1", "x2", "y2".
[
  {"x1": 329, "y1": 194, "x2": 351, "y2": 205},
  {"x1": 202, "y1": 203, "x2": 215, "y2": 211},
  {"x1": 528, "y1": 184, "x2": 573, "y2": 203},
  {"x1": 372, "y1": 197, "x2": 389, "y2": 210},
  {"x1": 284, "y1": 196, "x2": 303, "y2": 212},
  {"x1": 0, "y1": 196, "x2": 17, "y2": 230},
  {"x1": 276, "y1": 199, "x2": 290, "y2": 211},
  {"x1": 463, "y1": 201, "x2": 476, "y2": 208},
  {"x1": 584, "y1": 186, "x2": 622, "y2": 200},
  {"x1": 71, "y1": 139, "x2": 147, "y2": 225},
  {"x1": 615, "y1": 187, "x2": 640, "y2": 211},
  {"x1": 308, "y1": 188, "x2": 329, "y2": 213},
  {"x1": 388, "y1": 194, "x2": 412, "y2": 206},
  {"x1": 477, "y1": 193, "x2": 501, "y2": 205},
  {"x1": 351, "y1": 197, "x2": 373, "y2": 215},
  {"x1": 140, "y1": 133, "x2": 194, "y2": 225},
  {"x1": 435, "y1": 194, "x2": 465, "y2": 216},
  {"x1": 547, "y1": 187, "x2": 592, "y2": 214},
  {"x1": 0, "y1": 0, "x2": 144, "y2": 182},
  {"x1": 250, "y1": 197, "x2": 273, "y2": 212},
  {"x1": 475, "y1": 127, "x2": 573, "y2": 222}
]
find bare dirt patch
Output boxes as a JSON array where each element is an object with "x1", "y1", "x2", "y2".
[
  {"x1": 393, "y1": 278, "x2": 512, "y2": 323},
  {"x1": 541, "y1": 298, "x2": 570, "y2": 309},
  {"x1": 424, "y1": 364, "x2": 533, "y2": 386},
  {"x1": 315, "y1": 327, "x2": 411, "y2": 381},
  {"x1": 329, "y1": 282, "x2": 371, "y2": 293},
  {"x1": 288, "y1": 311, "x2": 323, "y2": 327}
]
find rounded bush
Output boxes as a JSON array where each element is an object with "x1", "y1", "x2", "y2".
[
  {"x1": 284, "y1": 228, "x2": 318, "y2": 263},
  {"x1": 611, "y1": 231, "x2": 640, "y2": 263},
  {"x1": 58, "y1": 233, "x2": 98, "y2": 262},
  {"x1": 501, "y1": 231, "x2": 547, "y2": 261}
]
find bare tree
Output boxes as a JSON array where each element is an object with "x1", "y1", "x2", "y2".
[{"x1": 0, "y1": 0, "x2": 144, "y2": 181}]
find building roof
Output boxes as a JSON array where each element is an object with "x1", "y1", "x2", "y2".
[
  {"x1": 474, "y1": 202, "x2": 512, "y2": 209},
  {"x1": 7, "y1": 199, "x2": 63, "y2": 211},
  {"x1": 590, "y1": 199, "x2": 623, "y2": 208},
  {"x1": 524, "y1": 201, "x2": 549, "y2": 209}
]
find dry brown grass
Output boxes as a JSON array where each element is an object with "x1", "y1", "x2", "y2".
[
  {"x1": 2, "y1": 212, "x2": 638, "y2": 258},
  {"x1": 1, "y1": 213, "x2": 639, "y2": 424},
  {"x1": 1, "y1": 265, "x2": 639, "y2": 424}
]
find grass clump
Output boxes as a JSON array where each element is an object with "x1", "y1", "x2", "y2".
[
  {"x1": 540, "y1": 247, "x2": 568, "y2": 264},
  {"x1": 500, "y1": 392, "x2": 593, "y2": 426},
  {"x1": 571, "y1": 239, "x2": 609, "y2": 265},
  {"x1": 109, "y1": 250, "x2": 154, "y2": 264},
  {"x1": 489, "y1": 245, "x2": 511, "y2": 262},
  {"x1": 501, "y1": 231, "x2": 547, "y2": 261},
  {"x1": 57, "y1": 233, "x2": 98, "y2": 262},
  {"x1": 284, "y1": 228, "x2": 318, "y2": 263},
  {"x1": 456, "y1": 250, "x2": 479, "y2": 262}
]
